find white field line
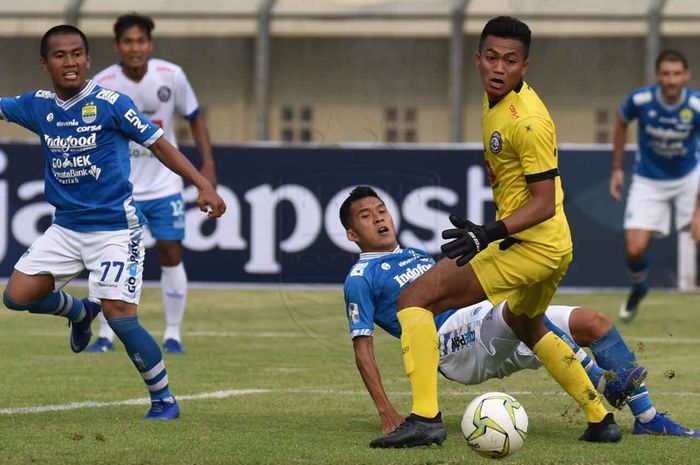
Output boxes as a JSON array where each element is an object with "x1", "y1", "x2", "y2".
[
  {"x1": 25, "y1": 330, "x2": 700, "y2": 344},
  {"x1": 2, "y1": 387, "x2": 698, "y2": 416},
  {"x1": 0, "y1": 389, "x2": 268, "y2": 415}
]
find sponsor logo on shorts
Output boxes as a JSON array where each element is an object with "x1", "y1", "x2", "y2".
[
  {"x1": 125, "y1": 230, "x2": 143, "y2": 294},
  {"x1": 440, "y1": 323, "x2": 476, "y2": 356}
]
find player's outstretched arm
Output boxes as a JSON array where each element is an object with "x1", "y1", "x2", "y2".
[
  {"x1": 189, "y1": 112, "x2": 217, "y2": 188},
  {"x1": 353, "y1": 336, "x2": 404, "y2": 433},
  {"x1": 149, "y1": 137, "x2": 226, "y2": 218},
  {"x1": 442, "y1": 178, "x2": 556, "y2": 265},
  {"x1": 610, "y1": 113, "x2": 628, "y2": 201}
]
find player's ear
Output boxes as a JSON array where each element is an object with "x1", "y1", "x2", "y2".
[
  {"x1": 474, "y1": 51, "x2": 481, "y2": 68},
  {"x1": 39, "y1": 57, "x2": 48, "y2": 73},
  {"x1": 346, "y1": 228, "x2": 359, "y2": 242},
  {"x1": 85, "y1": 53, "x2": 91, "y2": 70},
  {"x1": 521, "y1": 58, "x2": 529, "y2": 76}
]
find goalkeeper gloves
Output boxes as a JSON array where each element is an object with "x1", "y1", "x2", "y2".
[{"x1": 440, "y1": 214, "x2": 508, "y2": 266}]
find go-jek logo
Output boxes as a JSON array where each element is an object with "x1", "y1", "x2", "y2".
[{"x1": 43, "y1": 133, "x2": 96, "y2": 153}]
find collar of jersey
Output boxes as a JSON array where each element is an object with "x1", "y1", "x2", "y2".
[
  {"x1": 654, "y1": 84, "x2": 687, "y2": 112},
  {"x1": 359, "y1": 245, "x2": 402, "y2": 261},
  {"x1": 54, "y1": 80, "x2": 96, "y2": 111}
]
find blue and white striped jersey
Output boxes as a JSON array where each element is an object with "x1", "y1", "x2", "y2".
[{"x1": 0, "y1": 80, "x2": 163, "y2": 231}]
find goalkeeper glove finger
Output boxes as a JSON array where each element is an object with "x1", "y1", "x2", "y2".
[{"x1": 440, "y1": 214, "x2": 509, "y2": 266}]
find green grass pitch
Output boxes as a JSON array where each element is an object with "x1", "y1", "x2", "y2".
[{"x1": 0, "y1": 288, "x2": 698, "y2": 464}]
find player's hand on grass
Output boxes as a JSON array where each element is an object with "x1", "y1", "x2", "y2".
[
  {"x1": 198, "y1": 185, "x2": 226, "y2": 218},
  {"x1": 380, "y1": 408, "x2": 404, "y2": 434},
  {"x1": 441, "y1": 214, "x2": 507, "y2": 266},
  {"x1": 610, "y1": 168, "x2": 625, "y2": 201}
]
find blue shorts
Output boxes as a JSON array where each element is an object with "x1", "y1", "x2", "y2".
[{"x1": 134, "y1": 193, "x2": 186, "y2": 241}]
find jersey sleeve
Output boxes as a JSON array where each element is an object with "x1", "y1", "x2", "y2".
[
  {"x1": 512, "y1": 116, "x2": 559, "y2": 181},
  {"x1": 343, "y1": 273, "x2": 377, "y2": 339},
  {"x1": 0, "y1": 92, "x2": 40, "y2": 133},
  {"x1": 619, "y1": 91, "x2": 639, "y2": 123},
  {"x1": 113, "y1": 93, "x2": 164, "y2": 147},
  {"x1": 173, "y1": 67, "x2": 200, "y2": 120}
]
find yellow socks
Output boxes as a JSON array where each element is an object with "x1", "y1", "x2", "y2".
[
  {"x1": 534, "y1": 331, "x2": 608, "y2": 423},
  {"x1": 397, "y1": 307, "x2": 439, "y2": 419}
]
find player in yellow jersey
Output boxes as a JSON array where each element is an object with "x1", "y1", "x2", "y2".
[{"x1": 370, "y1": 16, "x2": 622, "y2": 448}]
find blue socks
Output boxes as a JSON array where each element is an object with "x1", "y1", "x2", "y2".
[
  {"x1": 108, "y1": 316, "x2": 173, "y2": 402},
  {"x1": 544, "y1": 315, "x2": 606, "y2": 389},
  {"x1": 3, "y1": 290, "x2": 85, "y2": 321},
  {"x1": 590, "y1": 326, "x2": 655, "y2": 421},
  {"x1": 627, "y1": 255, "x2": 649, "y2": 295}
]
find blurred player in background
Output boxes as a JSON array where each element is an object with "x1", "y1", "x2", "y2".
[
  {"x1": 611, "y1": 50, "x2": 700, "y2": 323},
  {"x1": 89, "y1": 13, "x2": 217, "y2": 354},
  {"x1": 341, "y1": 186, "x2": 698, "y2": 439},
  {"x1": 370, "y1": 16, "x2": 620, "y2": 448},
  {"x1": 0, "y1": 25, "x2": 225, "y2": 419}
]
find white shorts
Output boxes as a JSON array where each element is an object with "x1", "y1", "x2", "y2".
[
  {"x1": 437, "y1": 303, "x2": 576, "y2": 386},
  {"x1": 14, "y1": 224, "x2": 145, "y2": 304},
  {"x1": 624, "y1": 167, "x2": 700, "y2": 237}
]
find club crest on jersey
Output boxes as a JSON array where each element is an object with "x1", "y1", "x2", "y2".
[
  {"x1": 81, "y1": 102, "x2": 97, "y2": 124},
  {"x1": 157, "y1": 86, "x2": 171, "y2": 102},
  {"x1": 489, "y1": 131, "x2": 502, "y2": 154},
  {"x1": 381, "y1": 263, "x2": 391, "y2": 270},
  {"x1": 46, "y1": 112, "x2": 54, "y2": 122},
  {"x1": 680, "y1": 107, "x2": 693, "y2": 124}
]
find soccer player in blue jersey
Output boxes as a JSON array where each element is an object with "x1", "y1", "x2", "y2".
[
  {"x1": 0, "y1": 25, "x2": 225, "y2": 420},
  {"x1": 341, "y1": 186, "x2": 699, "y2": 441},
  {"x1": 611, "y1": 49, "x2": 700, "y2": 322}
]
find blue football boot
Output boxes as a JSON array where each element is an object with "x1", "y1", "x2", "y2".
[
  {"x1": 85, "y1": 337, "x2": 115, "y2": 352},
  {"x1": 634, "y1": 413, "x2": 700, "y2": 437},
  {"x1": 145, "y1": 398, "x2": 180, "y2": 420},
  {"x1": 70, "y1": 298, "x2": 102, "y2": 353},
  {"x1": 603, "y1": 365, "x2": 648, "y2": 409},
  {"x1": 163, "y1": 339, "x2": 185, "y2": 354}
]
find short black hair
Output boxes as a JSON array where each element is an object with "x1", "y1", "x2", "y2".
[
  {"x1": 656, "y1": 49, "x2": 688, "y2": 70},
  {"x1": 40, "y1": 25, "x2": 89, "y2": 60},
  {"x1": 339, "y1": 186, "x2": 381, "y2": 230},
  {"x1": 479, "y1": 16, "x2": 531, "y2": 58},
  {"x1": 114, "y1": 13, "x2": 155, "y2": 42}
]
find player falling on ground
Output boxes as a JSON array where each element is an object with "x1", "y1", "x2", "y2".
[
  {"x1": 88, "y1": 13, "x2": 217, "y2": 354},
  {"x1": 610, "y1": 49, "x2": 700, "y2": 323},
  {"x1": 0, "y1": 25, "x2": 225, "y2": 419},
  {"x1": 371, "y1": 16, "x2": 621, "y2": 448},
  {"x1": 340, "y1": 186, "x2": 699, "y2": 439}
]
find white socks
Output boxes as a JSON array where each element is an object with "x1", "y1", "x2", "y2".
[{"x1": 161, "y1": 262, "x2": 187, "y2": 342}]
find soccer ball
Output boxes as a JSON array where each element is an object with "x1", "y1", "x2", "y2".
[{"x1": 461, "y1": 392, "x2": 528, "y2": 459}]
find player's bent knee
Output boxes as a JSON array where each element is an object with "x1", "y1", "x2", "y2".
[
  {"x1": 572, "y1": 309, "x2": 613, "y2": 346},
  {"x1": 2, "y1": 291, "x2": 33, "y2": 311}
]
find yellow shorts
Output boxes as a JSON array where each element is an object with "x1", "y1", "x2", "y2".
[{"x1": 470, "y1": 239, "x2": 572, "y2": 318}]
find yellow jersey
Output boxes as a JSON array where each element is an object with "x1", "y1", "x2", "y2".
[{"x1": 480, "y1": 80, "x2": 572, "y2": 254}]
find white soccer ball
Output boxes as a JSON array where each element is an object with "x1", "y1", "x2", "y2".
[{"x1": 461, "y1": 392, "x2": 528, "y2": 459}]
